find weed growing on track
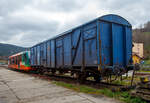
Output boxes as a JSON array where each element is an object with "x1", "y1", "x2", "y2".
[{"x1": 53, "y1": 81, "x2": 146, "y2": 103}]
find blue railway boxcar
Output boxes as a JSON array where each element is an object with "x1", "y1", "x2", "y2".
[{"x1": 30, "y1": 14, "x2": 133, "y2": 81}]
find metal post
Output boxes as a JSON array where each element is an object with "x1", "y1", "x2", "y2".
[{"x1": 131, "y1": 65, "x2": 136, "y2": 86}]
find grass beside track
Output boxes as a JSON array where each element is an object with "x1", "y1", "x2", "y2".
[
  {"x1": 53, "y1": 81, "x2": 146, "y2": 103},
  {"x1": 144, "y1": 59, "x2": 150, "y2": 65}
]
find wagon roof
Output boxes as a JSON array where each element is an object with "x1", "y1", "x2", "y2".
[
  {"x1": 31, "y1": 14, "x2": 131, "y2": 48},
  {"x1": 9, "y1": 51, "x2": 28, "y2": 58}
]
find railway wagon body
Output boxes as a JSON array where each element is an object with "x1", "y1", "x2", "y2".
[
  {"x1": 30, "y1": 14, "x2": 133, "y2": 77},
  {"x1": 8, "y1": 51, "x2": 33, "y2": 71}
]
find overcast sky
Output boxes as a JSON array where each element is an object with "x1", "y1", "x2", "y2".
[{"x1": 0, "y1": 0, "x2": 149, "y2": 47}]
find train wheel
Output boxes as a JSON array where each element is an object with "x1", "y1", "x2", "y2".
[
  {"x1": 35, "y1": 68, "x2": 40, "y2": 74},
  {"x1": 94, "y1": 75, "x2": 101, "y2": 83},
  {"x1": 39, "y1": 69, "x2": 44, "y2": 75},
  {"x1": 51, "y1": 70, "x2": 56, "y2": 75},
  {"x1": 59, "y1": 70, "x2": 65, "y2": 75},
  {"x1": 72, "y1": 73, "x2": 79, "y2": 79},
  {"x1": 78, "y1": 73, "x2": 86, "y2": 83}
]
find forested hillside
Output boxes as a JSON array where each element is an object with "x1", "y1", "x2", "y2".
[
  {"x1": 0, "y1": 43, "x2": 26, "y2": 57},
  {"x1": 133, "y1": 21, "x2": 150, "y2": 59}
]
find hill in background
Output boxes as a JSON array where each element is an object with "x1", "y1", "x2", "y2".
[
  {"x1": 133, "y1": 21, "x2": 150, "y2": 59},
  {"x1": 0, "y1": 43, "x2": 26, "y2": 57}
]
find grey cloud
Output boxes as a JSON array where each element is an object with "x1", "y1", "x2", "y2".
[
  {"x1": 0, "y1": 14, "x2": 59, "y2": 44},
  {"x1": 0, "y1": 0, "x2": 150, "y2": 47},
  {"x1": 98, "y1": 0, "x2": 138, "y2": 10},
  {"x1": 7, "y1": 18, "x2": 58, "y2": 31},
  {"x1": 31, "y1": 0, "x2": 85, "y2": 12},
  {"x1": 0, "y1": 0, "x2": 85, "y2": 46},
  {"x1": 98, "y1": 0, "x2": 150, "y2": 27},
  {"x1": 0, "y1": 0, "x2": 30, "y2": 16},
  {"x1": 58, "y1": 13, "x2": 97, "y2": 33},
  {"x1": 18, "y1": 31, "x2": 55, "y2": 47}
]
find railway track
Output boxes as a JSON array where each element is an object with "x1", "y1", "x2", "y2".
[
  {"x1": 6, "y1": 67, "x2": 134, "y2": 92},
  {"x1": 30, "y1": 72, "x2": 134, "y2": 92},
  {"x1": 135, "y1": 72, "x2": 150, "y2": 76}
]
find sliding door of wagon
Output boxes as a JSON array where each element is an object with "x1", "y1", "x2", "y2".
[
  {"x1": 34, "y1": 46, "x2": 37, "y2": 65},
  {"x1": 72, "y1": 29, "x2": 82, "y2": 66},
  {"x1": 83, "y1": 24, "x2": 97, "y2": 66},
  {"x1": 40, "y1": 44, "x2": 44, "y2": 66},
  {"x1": 112, "y1": 23, "x2": 125, "y2": 66},
  {"x1": 63, "y1": 34, "x2": 71, "y2": 66},
  {"x1": 30, "y1": 48, "x2": 34, "y2": 65},
  {"x1": 43, "y1": 42, "x2": 47, "y2": 67},
  {"x1": 50, "y1": 40, "x2": 55, "y2": 68},
  {"x1": 37, "y1": 45, "x2": 40, "y2": 66},
  {"x1": 99, "y1": 21, "x2": 112, "y2": 66},
  {"x1": 56, "y1": 38, "x2": 63, "y2": 67},
  {"x1": 46, "y1": 41, "x2": 51, "y2": 67}
]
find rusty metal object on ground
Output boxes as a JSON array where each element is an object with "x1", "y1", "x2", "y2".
[{"x1": 131, "y1": 76, "x2": 150, "y2": 101}]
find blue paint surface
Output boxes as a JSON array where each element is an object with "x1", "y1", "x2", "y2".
[{"x1": 30, "y1": 14, "x2": 132, "y2": 71}]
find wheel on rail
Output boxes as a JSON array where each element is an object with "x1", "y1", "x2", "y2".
[
  {"x1": 94, "y1": 75, "x2": 101, "y2": 83},
  {"x1": 51, "y1": 70, "x2": 56, "y2": 75}
]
